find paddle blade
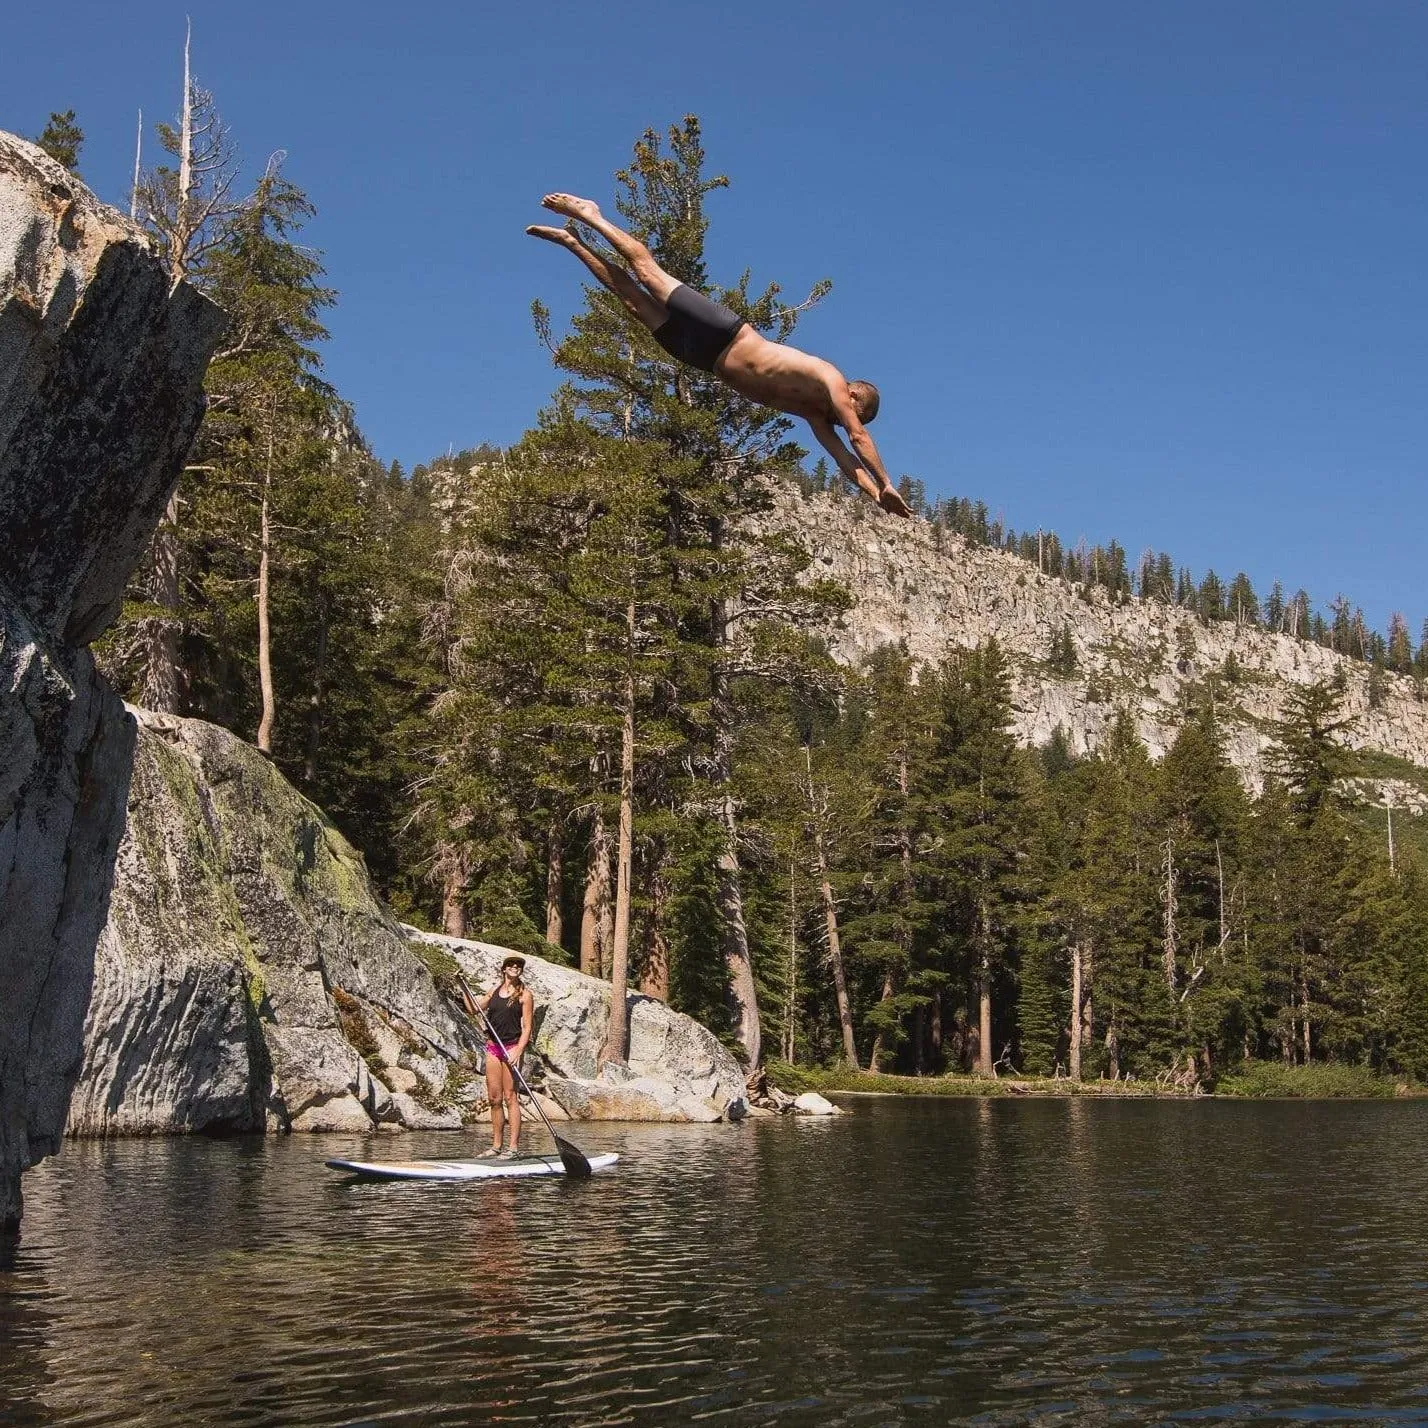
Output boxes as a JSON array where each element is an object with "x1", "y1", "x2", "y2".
[{"x1": 554, "y1": 1134, "x2": 593, "y2": 1178}]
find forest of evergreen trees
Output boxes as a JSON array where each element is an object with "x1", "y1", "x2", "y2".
[{"x1": 38, "y1": 95, "x2": 1428, "y2": 1087}]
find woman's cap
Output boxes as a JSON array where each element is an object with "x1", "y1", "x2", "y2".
[{"x1": 502, "y1": 954, "x2": 526, "y2": 971}]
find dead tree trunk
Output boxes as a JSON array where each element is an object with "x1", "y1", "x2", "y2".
[
  {"x1": 783, "y1": 855, "x2": 798, "y2": 1064},
  {"x1": 1069, "y1": 940, "x2": 1085, "y2": 1081},
  {"x1": 544, "y1": 814, "x2": 564, "y2": 949},
  {"x1": 302, "y1": 598, "x2": 328, "y2": 786},
  {"x1": 976, "y1": 895, "x2": 993, "y2": 1076},
  {"x1": 255, "y1": 402, "x2": 276, "y2": 754},
  {"x1": 601, "y1": 614, "x2": 636, "y2": 1066},
  {"x1": 713, "y1": 670, "x2": 760, "y2": 1067},
  {"x1": 806, "y1": 747, "x2": 858, "y2": 1070},
  {"x1": 1161, "y1": 835, "x2": 1178, "y2": 992},
  {"x1": 580, "y1": 806, "x2": 610, "y2": 979}
]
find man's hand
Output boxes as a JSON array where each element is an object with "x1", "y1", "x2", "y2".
[{"x1": 808, "y1": 417, "x2": 911, "y2": 518}]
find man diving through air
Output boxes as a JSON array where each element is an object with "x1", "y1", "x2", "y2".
[{"x1": 527, "y1": 194, "x2": 911, "y2": 518}]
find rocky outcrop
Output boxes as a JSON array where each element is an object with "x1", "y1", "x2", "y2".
[
  {"x1": 67, "y1": 711, "x2": 478, "y2": 1137},
  {"x1": 0, "y1": 134, "x2": 223, "y2": 1238},
  {"x1": 772, "y1": 487, "x2": 1428, "y2": 790},
  {"x1": 66, "y1": 713, "x2": 750, "y2": 1136}
]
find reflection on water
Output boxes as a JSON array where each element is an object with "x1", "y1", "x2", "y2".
[{"x1": 4, "y1": 1100, "x2": 1428, "y2": 1424}]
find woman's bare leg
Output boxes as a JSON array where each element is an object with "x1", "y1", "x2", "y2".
[
  {"x1": 506, "y1": 1074, "x2": 522, "y2": 1151},
  {"x1": 539, "y1": 194, "x2": 682, "y2": 303},
  {"x1": 526, "y1": 223, "x2": 667, "y2": 331},
  {"x1": 485, "y1": 1057, "x2": 506, "y2": 1149}
]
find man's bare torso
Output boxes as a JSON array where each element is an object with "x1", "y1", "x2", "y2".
[{"x1": 714, "y1": 326, "x2": 841, "y2": 424}]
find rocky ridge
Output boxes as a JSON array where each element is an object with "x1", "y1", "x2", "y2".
[{"x1": 770, "y1": 486, "x2": 1428, "y2": 791}]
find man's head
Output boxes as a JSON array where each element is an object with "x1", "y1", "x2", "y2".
[{"x1": 848, "y1": 380, "x2": 881, "y2": 423}]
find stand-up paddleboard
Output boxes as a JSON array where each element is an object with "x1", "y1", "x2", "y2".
[{"x1": 326, "y1": 1152, "x2": 619, "y2": 1182}]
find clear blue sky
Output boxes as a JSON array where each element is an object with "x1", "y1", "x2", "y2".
[{"x1": 8, "y1": 1, "x2": 1427, "y2": 634}]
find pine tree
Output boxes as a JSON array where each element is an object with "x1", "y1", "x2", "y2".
[
  {"x1": 34, "y1": 109, "x2": 83, "y2": 171},
  {"x1": 1387, "y1": 613, "x2": 1413, "y2": 674},
  {"x1": 532, "y1": 115, "x2": 844, "y2": 1066},
  {"x1": 918, "y1": 640, "x2": 1029, "y2": 1075},
  {"x1": 1267, "y1": 680, "x2": 1356, "y2": 827},
  {"x1": 1227, "y1": 572, "x2": 1259, "y2": 627},
  {"x1": 1265, "y1": 581, "x2": 1286, "y2": 633},
  {"x1": 1198, "y1": 570, "x2": 1226, "y2": 622},
  {"x1": 1156, "y1": 703, "x2": 1252, "y2": 1071},
  {"x1": 844, "y1": 645, "x2": 937, "y2": 1071}
]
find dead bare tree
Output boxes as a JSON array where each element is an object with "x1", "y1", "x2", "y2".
[
  {"x1": 131, "y1": 22, "x2": 256, "y2": 712},
  {"x1": 255, "y1": 394, "x2": 277, "y2": 753}
]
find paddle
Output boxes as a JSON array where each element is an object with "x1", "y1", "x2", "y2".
[{"x1": 455, "y1": 970, "x2": 593, "y2": 1179}]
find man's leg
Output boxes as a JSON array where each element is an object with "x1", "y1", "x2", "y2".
[
  {"x1": 539, "y1": 194, "x2": 682, "y2": 304},
  {"x1": 526, "y1": 223, "x2": 668, "y2": 332}
]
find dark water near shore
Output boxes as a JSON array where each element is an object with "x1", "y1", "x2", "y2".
[{"x1": 5, "y1": 1099, "x2": 1428, "y2": 1426}]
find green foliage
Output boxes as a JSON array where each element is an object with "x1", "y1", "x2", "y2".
[
  {"x1": 34, "y1": 109, "x2": 83, "y2": 171},
  {"x1": 666, "y1": 815, "x2": 735, "y2": 1038},
  {"x1": 1046, "y1": 623, "x2": 1077, "y2": 676},
  {"x1": 1214, "y1": 1061, "x2": 1401, "y2": 1098},
  {"x1": 1267, "y1": 679, "x2": 1356, "y2": 825},
  {"x1": 99, "y1": 103, "x2": 1428, "y2": 1095},
  {"x1": 332, "y1": 988, "x2": 382, "y2": 1070},
  {"x1": 408, "y1": 939, "x2": 463, "y2": 999}
]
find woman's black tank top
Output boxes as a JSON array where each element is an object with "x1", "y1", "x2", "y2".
[{"x1": 487, "y1": 987, "x2": 523, "y2": 1044}]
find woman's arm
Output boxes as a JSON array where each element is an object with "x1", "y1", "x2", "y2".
[{"x1": 512, "y1": 989, "x2": 534, "y2": 1060}]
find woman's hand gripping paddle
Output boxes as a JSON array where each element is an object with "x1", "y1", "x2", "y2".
[{"x1": 455, "y1": 970, "x2": 593, "y2": 1179}]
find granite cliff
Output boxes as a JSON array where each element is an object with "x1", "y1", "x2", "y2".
[
  {"x1": 0, "y1": 132, "x2": 223, "y2": 1239},
  {"x1": 772, "y1": 486, "x2": 1428, "y2": 792}
]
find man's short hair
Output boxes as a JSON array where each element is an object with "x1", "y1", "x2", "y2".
[{"x1": 849, "y1": 380, "x2": 880, "y2": 422}]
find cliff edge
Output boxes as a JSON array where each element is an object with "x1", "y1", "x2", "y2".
[{"x1": 0, "y1": 132, "x2": 224, "y2": 1240}]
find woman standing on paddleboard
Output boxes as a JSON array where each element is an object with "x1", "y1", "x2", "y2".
[{"x1": 471, "y1": 955, "x2": 534, "y2": 1159}]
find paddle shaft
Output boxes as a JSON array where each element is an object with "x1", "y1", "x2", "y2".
[{"x1": 456, "y1": 971, "x2": 592, "y2": 1177}]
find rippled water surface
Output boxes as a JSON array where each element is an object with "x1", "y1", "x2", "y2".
[{"x1": 6, "y1": 1098, "x2": 1428, "y2": 1425}]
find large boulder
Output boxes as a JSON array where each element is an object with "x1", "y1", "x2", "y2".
[
  {"x1": 67, "y1": 711, "x2": 480, "y2": 1137},
  {"x1": 0, "y1": 133, "x2": 223, "y2": 1240}
]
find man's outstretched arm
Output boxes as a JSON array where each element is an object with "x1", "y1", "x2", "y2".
[
  {"x1": 808, "y1": 417, "x2": 910, "y2": 516},
  {"x1": 832, "y1": 392, "x2": 898, "y2": 494}
]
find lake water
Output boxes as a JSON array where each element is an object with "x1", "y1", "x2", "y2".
[{"x1": 4, "y1": 1097, "x2": 1428, "y2": 1426}]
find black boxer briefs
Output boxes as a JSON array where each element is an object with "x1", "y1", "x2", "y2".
[{"x1": 652, "y1": 285, "x2": 746, "y2": 372}]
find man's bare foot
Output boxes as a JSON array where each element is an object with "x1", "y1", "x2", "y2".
[
  {"x1": 542, "y1": 192, "x2": 602, "y2": 224},
  {"x1": 878, "y1": 485, "x2": 913, "y2": 518},
  {"x1": 525, "y1": 224, "x2": 575, "y2": 247}
]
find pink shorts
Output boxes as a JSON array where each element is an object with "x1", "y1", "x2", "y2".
[{"x1": 485, "y1": 1041, "x2": 510, "y2": 1064}]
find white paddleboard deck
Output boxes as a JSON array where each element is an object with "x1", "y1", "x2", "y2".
[{"x1": 326, "y1": 1152, "x2": 619, "y2": 1181}]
